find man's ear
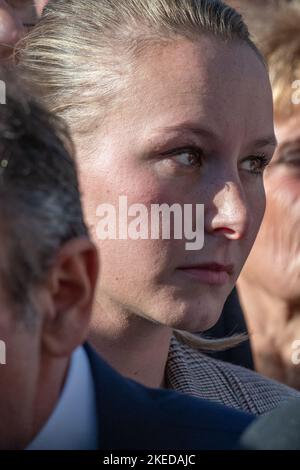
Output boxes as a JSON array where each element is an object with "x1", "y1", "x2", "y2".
[{"x1": 41, "y1": 237, "x2": 99, "y2": 357}]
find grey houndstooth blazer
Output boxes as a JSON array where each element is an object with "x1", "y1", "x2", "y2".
[{"x1": 166, "y1": 336, "x2": 300, "y2": 415}]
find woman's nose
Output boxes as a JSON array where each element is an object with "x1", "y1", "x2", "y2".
[{"x1": 205, "y1": 180, "x2": 250, "y2": 240}]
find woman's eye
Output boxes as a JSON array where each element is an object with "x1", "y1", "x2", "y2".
[
  {"x1": 167, "y1": 148, "x2": 203, "y2": 168},
  {"x1": 240, "y1": 154, "x2": 269, "y2": 174}
]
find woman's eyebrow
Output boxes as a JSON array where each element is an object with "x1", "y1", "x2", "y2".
[
  {"x1": 155, "y1": 124, "x2": 277, "y2": 149},
  {"x1": 155, "y1": 123, "x2": 222, "y2": 142},
  {"x1": 251, "y1": 136, "x2": 278, "y2": 149}
]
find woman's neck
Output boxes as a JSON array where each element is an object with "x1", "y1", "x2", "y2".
[
  {"x1": 237, "y1": 277, "x2": 300, "y2": 388},
  {"x1": 88, "y1": 296, "x2": 173, "y2": 389}
]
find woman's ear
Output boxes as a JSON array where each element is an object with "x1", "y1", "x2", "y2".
[{"x1": 41, "y1": 237, "x2": 99, "y2": 358}]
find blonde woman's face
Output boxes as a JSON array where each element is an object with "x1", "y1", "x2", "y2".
[{"x1": 79, "y1": 37, "x2": 275, "y2": 332}]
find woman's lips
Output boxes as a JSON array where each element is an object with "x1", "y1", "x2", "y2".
[{"x1": 177, "y1": 263, "x2": 234, "y2": 285}]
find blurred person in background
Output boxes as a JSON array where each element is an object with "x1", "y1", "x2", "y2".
[
  {"x1": 236, "y1": 0, "x2": 300, "y2": 391},
  {"x1": 18, "y1": 0, "x2": 300, "y2": 415},
  {"x1": 212, "y1": 0, "x2": 300, "y2": 391},
  {"x1": 0, "y1": 0, "x2": 48, "y2": 59}
]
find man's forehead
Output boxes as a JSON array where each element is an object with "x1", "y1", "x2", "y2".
[
  {"x1": 3, "y1": 0, "x2": 39, "y2": 26},
  {"x1": 5, "y1": 1, "x2": 48, "y2": 20},
  {"x1": 6, "y1": 0, "x2": 33, "y2": 7}
]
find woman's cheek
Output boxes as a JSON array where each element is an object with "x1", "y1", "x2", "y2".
[
  {"x1": 265, "y1": 168, "x2": 300, "y2": 213},
  {"x1": 259, "y1": 171, "x2": 300, "y2": 269}
]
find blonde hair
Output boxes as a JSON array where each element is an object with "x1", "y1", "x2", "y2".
[
  {"x1": 257, "y1": 1, "x2": 300, "y2": 121},
  {"x1": 17, "y1": 0, "x2": 257, "y2": 351}
]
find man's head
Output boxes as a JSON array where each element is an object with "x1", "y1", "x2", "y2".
[{"x1": 0, "y1": 68, "x2": 98, "y2": 449}]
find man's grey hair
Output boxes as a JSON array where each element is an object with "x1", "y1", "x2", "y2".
[{"x1": 0, "y1": 67, "x2": 88, "y2": 324}]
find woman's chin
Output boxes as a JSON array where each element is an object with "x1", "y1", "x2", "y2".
[{"x1": 155, "y1": 302, "x2": 224, "y2": 333}]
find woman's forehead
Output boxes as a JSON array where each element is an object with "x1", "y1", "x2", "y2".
[
  {"x1": 133, "y1": 37, "x2": 268, "y2": 90},
  {"x1": 125, "y1": 39, "x2": 273, "y2": 124}
]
